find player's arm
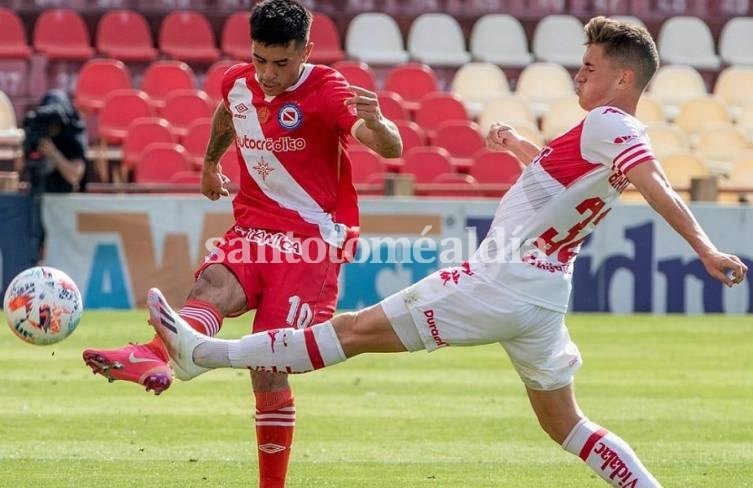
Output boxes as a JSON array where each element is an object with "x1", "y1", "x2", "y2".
[
  {"x1": 627, "y1": 160, "x2": 747, "y2": 286},
  {"x1": 347, "y1": 86, "x2": 402, "y2": 158},
  {"x1": 485, "y1": 122, "x2": 541, "y2": 165},
  {"x1": 201, "y1": 102, "x2": 235, "y2": 200},
  {"x1": 37, "y1": 138, "x2": 85, "y2": 187}
]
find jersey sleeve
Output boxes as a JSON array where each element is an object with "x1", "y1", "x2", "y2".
[
  {"x1": 580, "y1": 107, "x2": 655, "y2": 175},
  {"x1": 318, "y1": 68, "x2": 360, "y2": 134}
]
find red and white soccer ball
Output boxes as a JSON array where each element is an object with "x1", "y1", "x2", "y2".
[{"x1": 3, "y1": 266, "x2": 83, "y2": 345}]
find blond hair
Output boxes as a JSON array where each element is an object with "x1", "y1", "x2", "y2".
[{"x1": 584, "y1": 16, "x2": 659, "y2": 90}]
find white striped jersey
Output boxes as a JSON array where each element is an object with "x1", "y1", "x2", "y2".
[
  {"x1": 221, "y1": 63, "x2": 361, "y2": 248},
  {"x1": 475, "y1": 106, "x2": 655, "y2": 312}
]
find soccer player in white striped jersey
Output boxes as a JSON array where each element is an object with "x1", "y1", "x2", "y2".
[{"x1": 147, "y1": 16, "x2": 747, "y2": 487}]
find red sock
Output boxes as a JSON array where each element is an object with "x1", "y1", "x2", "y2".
[
  {"x1": 255, "y1": 388, "x2": 295, "y2": 488},
  {"x1": 145, "y1": 299, "x2": 223, "y2": 361}
]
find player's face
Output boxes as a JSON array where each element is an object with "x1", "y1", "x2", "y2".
[
  {"x1": 574, "y1": 44, "x2": 626, "y2": 111},
  {"x1": 252, "y1": 41, "x2": 312, "y2": 96}
]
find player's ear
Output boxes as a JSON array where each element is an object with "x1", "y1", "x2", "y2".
[
  {"x1": 616, "y1": 68, "x2": 634, "y2": 90},
  {"x1": 301, "y1": 41, "x2": 313, "y2": 62}
]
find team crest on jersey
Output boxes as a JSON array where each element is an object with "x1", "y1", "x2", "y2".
[
  {"x1": 257, "y1": 106, "x2": 270, "y2": 124},
  {"x1": 277, "y1": 103, "x2": 303, "y2": 130}
]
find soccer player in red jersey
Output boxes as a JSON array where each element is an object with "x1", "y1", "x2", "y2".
[
  {"x1": 147, "y1": 17, "x2": 747, "y2": 487},
  {"x1": 83, "y1": 1, "x2": 402, "y2": 486}
]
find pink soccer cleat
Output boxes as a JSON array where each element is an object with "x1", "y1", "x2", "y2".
[{"x1": 82, "y1": 342, "x2": 173, "y2": 395}]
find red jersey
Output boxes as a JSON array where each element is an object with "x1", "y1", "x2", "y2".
[{"x1": 221, "y1": 63, "x2": 361, "y2": 248}]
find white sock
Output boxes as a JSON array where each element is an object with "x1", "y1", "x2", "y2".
[
  {"x1": 562, "y1": 418, "x2": 662, "y2": 487},
  {"x1": 194, "y1": 321, "x2": 346, "y2": 373}
]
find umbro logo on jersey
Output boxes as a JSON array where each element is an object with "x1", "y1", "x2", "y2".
[
  {"x1": 277, "y1": 103, "x2": 303, "y2": 130},
  {"x1": 235, "y1": 103, "x2": 249, "y2": 113},
  {"x1": 258, "y1": 443, "x2": 286, "y2": 454}
]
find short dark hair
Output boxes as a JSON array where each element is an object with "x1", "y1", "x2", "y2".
[
  {"x1": 250, "y1": 0, "x2": 312, "y2": 48},
  {"x1": 584, "y1": 16, "x2": 660, "y2": 90}
]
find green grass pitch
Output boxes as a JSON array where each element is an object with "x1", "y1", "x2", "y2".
[{"x1": 1, "y1": 311, "x2": 753, "y2": 487}]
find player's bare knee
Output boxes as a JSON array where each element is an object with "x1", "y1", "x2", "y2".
[{"x1": 189, "y1": 264, "x2": 246, "y2": 315}]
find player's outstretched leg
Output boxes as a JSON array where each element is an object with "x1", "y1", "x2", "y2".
[
  {"x1": 146, "y1": 287, "x2": 209, "y2": 380},
  {"x1": 82, "y1": 342, "x2": 173, "y2": 395}
]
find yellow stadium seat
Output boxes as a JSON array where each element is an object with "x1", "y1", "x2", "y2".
[
  {"x1": 636, "y1": 95, "x2": 666, "y2": 124},
  {"x1": 478, "y1": 95, "x2": 536, "y2": 133},
  {"x1": 541, "y1": 96, "x2": 586, "y2": 142},
  {"x1": 718, "y1": 152, "x2": 753, "y2": 203},
  {"x1": 451, "y1": 63, "x2": 510, "y2": 118},
  {"x1": 645, "y1": 122, "x2": 690, "y2": 160},
  {"x1": 695, "y1": 124, "x2": 750, "y2": 175},
  {"x1": 515, "y1": 62, "x2": 574, "y2": 117},
  {"x1": 734, "y1": 102, "x2": 753, "y2": 139},
  {"x1": 713, "y1": 66, "x2": 753, "y2": 119},
  {"x1": 673, "y1": 96, "x2": 731, "y2": 139},
  {"x1": 660, "y1": 152, "x2": 710, "y2": 192},
  {"x1": 647, "y1": 65, "x2": 707, "y2": 119}
]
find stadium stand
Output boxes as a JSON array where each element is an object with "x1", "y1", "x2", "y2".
[
  {"x1": 541, "y1": 96, "x2": 586, "y2": 142},
  {"x1": 95, "y1": 10, "x2": 158, "y2": 62},
  {"x1": 515, "y1": 62, "x2": 574, "y2": 117},
  {"x1": 393, "y1": 120, "x2": 427, "y2": 155},
  {"x1": 433, "y1": 120, "x2": 485, "y2": 170},
  {"x1": 646, "y1": 65, "x2": 708, "y2": 119},
  {"x1": 469, "y1": 148, "x2": 522, "y2": 197},
  {"x1": 645, "y1": 122, "x2": 691, "y2": 160},
  {"x1": 450, "y1": 62, "x2": 510, "y2": 118},
  {"x1": 33, "y1": 9, "x2": 95, "y2": 60},
  {"x1": 414, "y1": 92, "x2": 469, "y2": 141},
  {"x1": 133, "y1": 142, "x2": 192, "y2": 184},
  {"x1": 718, "y1": 17, "x2": 753, "y2": 66},
  {"x1": 383, "y1": 63, "x2": 440, "y2": 112},
  {"x1": 635, "y1": 95, "x2": 666, "y2": 124},
  {"x1": 660, "y1": 151, "x2": 711, "y2": 192},
  {"x1": 657, "y1": 16, "x2": 721, "y2": 70},
  {"x1": 181, "y1": 118, "x2": 212, "y2": 169},
  {"x1": 719, "y1": 152, "x2": 753, "y2": 204},
  {"x1": 221, "y1": 11, "x2": 252, "y2": 61},
  {"x1": 478, "y1": 95, "x2": 537, "y2": 133},
  {"x1": 401, "y1": 146, "x2": 454, "y2": 185},
  {"x1": 332, "y1": 60, "x2": 378, "y2": 91},
  {"x1": 376, "y1": 90, "x2": 410, "y2": 123},
  {"x1": 158, "y1": 11, "x2": 220, "y2": 63},
  {"x1": 308, "y1": 12, "x2": 346, "y2": 64},
  {"x1": 160, "y1": 90, "x2": 214, "y2": 139},
  {"x1": 0, "y1": 8, "x2": 32, "y2": 59},
  {"x1": 673, "y1": 96, "x2": 732, "y2": 140},
  {"x1": 122, "y1": 117, "x2": 178, "y2": 169},
  {"x1": 532, "y1": 15, "x2": 585, "y2": 68},
  {"x1": 74, "y1": 59, "x2": 133, "y2": 114},
  {"x1": 203, "y1": 59, "x2": 238, "y2": 104},
  {"x1": 349, "y1": 145, "x2": 388, "y2": 195},
  {"x1": 469, "y1": 14, "x2": 533, "y2": 68},
  {"x1": 345, "y1": 12, "x2": 410, "y2": 65},
  {"x1": 420, "y1": 172, "x2": 480, "y2": 197},
  {"x1": 141, "y1": 61, "x2": 197, "y2": 110},
  {"x1": 97, "y1": 89, "x2": 155, "y2": 144},
  {"x1": 695, "y1": 125, "x2": 750, "y2": 174},
  {"x1": 713, "y1": 66, "x2": 753, "y2": 119},
  {"x1": 0, "y1": 90, "x2": 24, "y2": 159},
  {"x1": 407, "y1": 13, "x2": 472, "y2": 67}
]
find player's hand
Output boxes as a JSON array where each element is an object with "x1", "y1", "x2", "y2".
[
  {"x1": 37, "y1": 138, "x2": 59, "y2": 158},
  {"x1": 201, "y1": 163, "x2": 230, "y2": 201},
  {"x1": 345, "y1": 85, "x2": 385, "y2": 130},
  {"x1": 700, "y1": 250, "x2": 748, "y2": 287},
  {"x1": 486, "y1": 122, "x2": 524, "y2": 152}
]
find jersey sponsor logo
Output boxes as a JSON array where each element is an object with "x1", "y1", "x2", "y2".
[
  {"x1": 422, "y1": 309, "x2": 448, "y2": 348},
  {"x1": 608, "y1": 170, "x2": 630, "y2": 193},
  {"x1": 613, "y1": 134, "x2": 638, "y2": 144},
  {"x1": 277, "y1": 102, "x2": 303, "y2": 130},
  {"x1": 235, "y1": 134, "x2": 306, "y2": 152}
]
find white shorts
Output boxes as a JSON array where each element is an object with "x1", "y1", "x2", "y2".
[{"x1": 381, "y1": 263, "x2": 582, "y2": 391}]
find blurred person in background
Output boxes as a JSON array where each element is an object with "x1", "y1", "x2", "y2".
[
  {"x1": 19, "y1": 89, "x2": 89, "y2": 262},
  {"x1": 147, "y1": 16, "x2": 747, "y2": 488},
  {"x1": 82, "y1": 1, "x2": 402, "y2": 487}
]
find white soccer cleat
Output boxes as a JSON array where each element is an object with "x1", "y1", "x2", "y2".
[{"x1": 146, "y1": 287, "x2": 209, "y2": 381}]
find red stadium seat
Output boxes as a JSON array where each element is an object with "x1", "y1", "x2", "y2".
[
  {"x1": 414, "y1": 92, "x2": 469, "y2": 141},
  {"x1": 0, "y1": 8, "x2": 32, "y2": 59},
  {"x1": 204, "y1": 59, "x2": 239, "y2": 104},
  {"x1": 349, "y1": 145, "x2": 388, "y2": 195},
  {"x1": 377, "y1": 90, "x2": 410, "y2": 123},
  {"x1": 221, "y1": 11, "x2": 251, "y2": 60},
  {"x1": 75, "y1": 59, "x2": 132, "y2": 114},
  {"x1": 332, "y1": 60, "x2": 378, "y2": 91},
  {"x1": 420, "y1": 172, "x2": 481, "y2": 197},
  {"x1": 122, "y1": 117, "x2": 177, "y2": 168},
  {"x1": 159, "y1": 11, "x2": 220, "y2": 63},
  {"x1": 182, "y1": 118, "x2": 211, "y2": 169},
  {"x1": 96, "y1": 10, "x2": 158, "y2": 62},
  {"x1": 218, "y1": 148, "x2": 242, "y2": 184},
  {"x1": 33, "y1": 9, "x2": 95, "y2": 60},
  {"x1": 160, "y1": 89, "x2": 214, "y2": 138},
  {"x1": 433, "y1": 120, "x2": 484, "y2": 171},
  {"x1": 394, "y1": 120, "x2": 427, "y2": 154},
  {"x1": 384, "y1": 63, "x2": 439, "y2": 112},
  {"x1": 469, "y1": 148, "x2": 523, "y2": 197},
  {"x1": 98, "y1": 89, "x2": 155, "y2": 143},
  {"x1": 134, "y1": 142, "x2": 192, "y2": 183},
  {"x1": 401, "y1": 146, "x2": 454, "y2": 184},
  {"x1": 309, "y1": 13, "x2": 345, "y2": 64},
  {"x1": 141, "y1": 60, "x2": 197, "y2": 109},
  {"x1": 169, "y1": 171, "x2": 202, "y2": 185}
]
